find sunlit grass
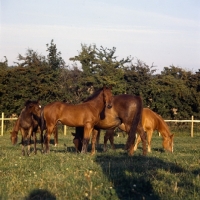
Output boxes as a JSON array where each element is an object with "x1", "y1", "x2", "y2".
[{"x1": 0, "y1": 128, "x2": 200, "y2": 199}]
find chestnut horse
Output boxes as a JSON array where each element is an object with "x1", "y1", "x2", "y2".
[
  {"x1": 103, "y1": 108, "x2": 174, "y2": 153},
  {"x1": 134, "y1": 108, "x2": 174, "y2": 152},
  {"x1": 10, "y1": 100, "x2": 42, "y2": 156},
  {"x1": 41, "y1": 86, "x2": 113, "y2": 153},
  {"x1": 73, "y1": 94, "x2": 147, "y2": 156}
]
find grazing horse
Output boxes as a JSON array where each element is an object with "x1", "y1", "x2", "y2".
[
  {"x1": 10, "y1": 108, "x2": 58, "y2": 154},
  {"x1": 134, "y1": 108, "x2": 174, "y2": 152},
  {"x1": 103, "y1": 108, "x2": 174, "y2": 153},
  {"x1": 10, "y1": 100, "x2": 42, "y2": 156},
  {"x1": 73, "y1": 94, "x2": 147, "y2": 156},
  {"x1": 41, "y1": 86, "x2": 113, "y2": 153}
]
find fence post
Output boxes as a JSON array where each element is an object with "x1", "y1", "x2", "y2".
[
  {"x1": 191, "y1": 116, "x2": 194, "y2": 137},
  {"x1": 64, "y1": 125, "x2": 67, "y2": 135},
  {"x1": 1, "y1": 112, "x2": 4, "y2": 136}
]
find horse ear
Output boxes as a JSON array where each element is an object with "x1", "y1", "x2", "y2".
[
  {"x1": 71, "y1": 132, "x2": 75, "y2": 136},
  {"x1": 25, "y1": 100, "x2": 31, "y2": 107}
]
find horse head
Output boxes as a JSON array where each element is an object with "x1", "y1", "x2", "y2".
[
  {"x1": 10, "y1": 131, "x2": 18, "y2": 145},
  {"x1": 103, "y1": 86, "x2": 113, "y2": 109},
  {"x1": 163, "y1": 134, "x2": 174, "y2": 152},
  {"x1": 72, "y1": 132, "x2": 83, "y2": 152},
  {"x1": 25, "y1": 100, "x2": 42, "y2": 117},
  {"x1": 72, "y1": 127, "x2": 84, "y2": 152}
]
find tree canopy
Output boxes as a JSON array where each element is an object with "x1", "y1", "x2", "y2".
[{"x1": 0, "y1": 41, "x2": 199, "y2": 119}]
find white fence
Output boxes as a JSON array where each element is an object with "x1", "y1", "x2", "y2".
[{"x1": 1, "y1": 112, "x2": 200, "y2": 137}]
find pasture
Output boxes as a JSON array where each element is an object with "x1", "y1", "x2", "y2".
[{"x1": 0, "y1": 128, "x2": 200, "y2": 200}]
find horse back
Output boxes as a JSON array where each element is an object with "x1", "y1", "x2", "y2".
[
  {"x1": 43, "y1": 101, "x2": 100, "y2": 126},
  {"x1": 113, "y1": 95, "x2": 143, "y2": 122},
  {"x1": 142, "y1": 108, "x2": 169, "y2": 132}
]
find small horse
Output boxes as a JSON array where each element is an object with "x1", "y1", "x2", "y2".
[
  {"x1": 10, "y1": 100, "x2": 42, "y2": 156},
  {"x1": 134, "y1": 108, "x2": 174, "y2": 152},
  {"x1": 103, "y1": 108, "x2": 174, "y2": 153},
  {"x1": 10, "y1": 108, "x2": 58, "y2": 154},
  {"x1": 72, "y1": 94, "x2": 147, "y2": 156},
  {"x1": 41, "y1": 86, "x2": 113, "y2": 153}
]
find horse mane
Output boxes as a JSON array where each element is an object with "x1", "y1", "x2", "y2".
[
  {"x1": 83, "y1": 88, "x2": 103, "y2": 102},
  {"x1": 24, "y1": 100, "x2": 39, "y2": 107},
  {"x1": 154, "y1": 111, "x2": 171, "y2": 134}
]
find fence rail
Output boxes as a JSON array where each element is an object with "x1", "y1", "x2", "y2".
[{"x1": 1, "y1": 112, "x2": 200, "y2": 137}]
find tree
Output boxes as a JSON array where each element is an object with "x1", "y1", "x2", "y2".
[
  {"x1": 149, "y1": 66, "x2": 198, "y2": 119},
  {"x1": 123, "y1": 60, "x2": 156, "y2": 106},
  {"x1": 70, "y1": 44, "x2": 132, "y2": 95},
  {"x1": 46, "y1": 39, "x2": 65, "y2": 70}
]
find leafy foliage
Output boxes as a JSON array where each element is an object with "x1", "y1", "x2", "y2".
[{"x1": 0, "y1": 41, "x2": 199, "y2": 119}]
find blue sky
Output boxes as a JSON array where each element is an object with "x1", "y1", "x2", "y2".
[{"x1": 0, "y1": 0, "x2": 200, "y2": 73}]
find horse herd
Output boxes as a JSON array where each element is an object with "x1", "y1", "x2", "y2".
[{"x1": 10, "y1": 86, "x2": 174, "y2": 156}]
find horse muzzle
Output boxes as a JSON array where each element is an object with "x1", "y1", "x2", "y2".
[{"x1": 106, "y1": 104, "x2": 112, "y2": 109}]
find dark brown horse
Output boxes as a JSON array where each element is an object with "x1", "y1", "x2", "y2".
[
  {"x1": 73, "y1": 94, "x2": 147, "y2": 156},
  {"x1": 10, "y1": 107, "x2": 58, "y2": 154},
  {"x1": 103, "y1": 108, "x2": 174, "y2": 153},
  {"x1": 41, "y1": 86, "x2": 113, "y2": 153},
  {"x1": 10, "y1": 100, "x2": 42, "y2": 156}
]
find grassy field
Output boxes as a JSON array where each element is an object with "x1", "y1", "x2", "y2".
[{"x1": 0, "y1": 128, "x2": 200, "y2": 200}]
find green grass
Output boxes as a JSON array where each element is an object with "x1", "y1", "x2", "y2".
[{"x1": 0, "y1": 128, "x2": 200, "y2": 200}]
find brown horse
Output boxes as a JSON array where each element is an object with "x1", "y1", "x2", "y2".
[
  {"x1": 103, "y1": 108, "x2": 174, "y2": 153},
  {"x1": 134, "y1": 108, "x2": 174, "y2": 152},
  {"x1": 10, "y1": 100, "x2": 42, "y2": 156},
  {"x1": 11, "y1": 108, "x2": 58, "y2": 154},
  {"x1": 41, "y1": 86, "x2": 113, "y2": 153},
  {"x1": 73, "y1": 94, "x2": 147, "y2": 156}
]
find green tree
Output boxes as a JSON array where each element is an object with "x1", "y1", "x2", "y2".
[
  {"x1": 149, "y1": 66, "x2": 198, "y2": 119},
  {"x1": 123, "y1": 59, "x2": 156, "y2": 100},
  {"x1": 46, "y1": 39, "x2": 65, "y2": 70},
  {"x1": 70, "y1": 44, "x2": 132, "y2": 95}
]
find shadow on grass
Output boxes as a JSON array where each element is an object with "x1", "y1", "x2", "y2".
[
  {"x1": 94, "y1": 153, "x2": 185, "y2": 200},
  {"x1": 24, "y1": 189, "x2": 56, "y2": 200}
]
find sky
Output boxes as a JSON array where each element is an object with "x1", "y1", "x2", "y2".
[{"x1": 0, "y1": 0, "x2": 200, "y2": 73}]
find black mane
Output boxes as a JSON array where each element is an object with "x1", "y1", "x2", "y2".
[{"x1": 83, "y1": 88, "x2": 103, "y2": 102}]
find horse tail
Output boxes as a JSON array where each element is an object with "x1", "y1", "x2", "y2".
[
  {"x1": 126, "y1": 96, "x2": 143, "y2": 150},
  {"x1": 40, "y1": 108, "x2": 46, "y2": 132}
]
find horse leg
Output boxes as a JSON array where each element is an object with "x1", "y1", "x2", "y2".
[
  {"x1": 32, "y1": 131, "x2": 37, "y2": 154},
  {"x1": 53, "y1": 126, "x2": 58, "y2": 147},
  {"x1": 40, "y1": 129, "x2": 45, "y2": 153},
  {"x1": 133, "y1": 135, "x2": 141, "y2": 151},
  {"x1": 91, "y1": 129, "x2": 99, "y2": 155},
  {"x1": 96, "y1": 129, "x2": 100, "y2": 148},
  {"x1": 104, "y1": 129, "x2": 115, "y2": 151},
  {"x1": 45, "y1": 126, "x2": 54, "y2": 153},
  {"x1": 81, "y1": 123, "x2": 93, "y2": 154},
  {"x1": 133, "y1": 124, "x2": 147, "y2": 156},
  {"x1": 27, "y1": 128, "x2": 33, "y2": 156},
  {"x1": 103, "y1": 131, "x2": 109, "y2": 152},
  {"x1": 147, "y1": 130, "x2": 152, "y2": 152},
  {"x1": 21, "y1": 131, "x2": 25, "y2": 156}
]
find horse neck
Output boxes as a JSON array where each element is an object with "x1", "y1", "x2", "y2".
[
  {"x1": 12, "y1": 118, "x2": 20, "y2": 132},
  {"x1": 156, "y1": 117, "x2": 171, "y2": 139},
  {"x1": 86, "y1": 91, "x2": 105, "y2": 113},
  {"x1": 20, "y1": 108, "x2": 33, "y2": 122}
]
